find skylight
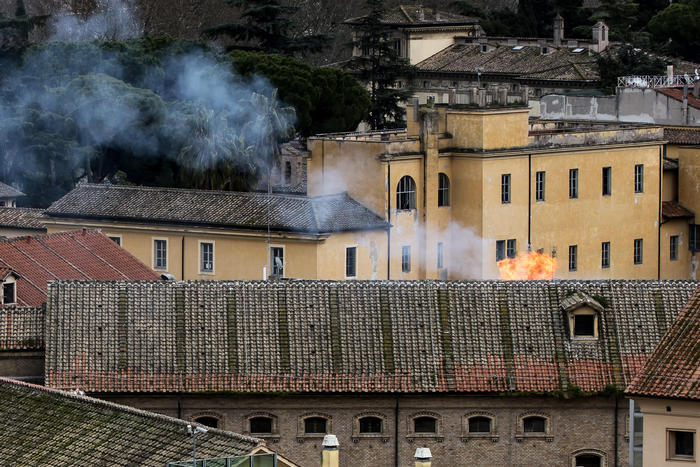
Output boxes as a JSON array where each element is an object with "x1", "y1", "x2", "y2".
[
  {"x1": 572, "y1": 48, "x2": 585, "y2": 53},
  {"x1": 512, "y1": 45, "x2": 524, "y2": 50}
]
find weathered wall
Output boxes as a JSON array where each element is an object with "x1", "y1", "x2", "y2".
[
  {"x1": 0, "y1": 351, "x2": 44, "y2": 379},
  {"x1": 101, "y1": 393, "x2": 628, "y2": 467}
]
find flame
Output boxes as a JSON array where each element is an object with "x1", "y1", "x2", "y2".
[{"x1": 498, "y1": 250, "x2": 557, "y2": 280}]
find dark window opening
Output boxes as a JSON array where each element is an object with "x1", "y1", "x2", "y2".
[
  {"x1": 108, "y1": 236, "x2": 121, "y2": 246},
  {"x1": 359, "y1": 416, "x2": 383, "y2": 434},
  {"x1": 195, "y1": 416, "x2": 219, "y2": 428},
  {"x1": 468, "y1": 416, "x2": 491, "y2": 433},
  {"x1": 569, "y1": 245, "x2": 577, "y2": 272},
  {"x1": 501, "y1": 174, "x2": 511, "y2": 203},
  {"x1": 438, "y1": 173, "x2": 450, "y2": 207},
  {"x1": 3, "y1": 282, "x2": 15, "y2": 304},
  {"x1": 573, "y1": 314, "x2": 595, "y2": 337},
  {"x1": 691, "y1": 225, "x2": 700, "y2": 252},
  {"x1": 601, "y1": 241, "x2": 610, "y2": 268},
  {"x1": 271, "y1": 247, "x2": 284, "y2": 276},
  {"x1": 284, "y1": 161, "x2": 292, "y2": 184},
  {"x1": 304, "y1": 417, "x2": 328, "y2": 434},
  {"x1": 414, "y1": 416, "x2": 437, "y2": 434},
  {"x1": 496, "y1": 240, "x2": 505, "y2": 262},
  {"x1": 671, "y1": 430, "x2": 694, "y2": 457},
  {"x1": 635, "y1": 164, "x2": 644, "y2": 193},
  {"x1": 154, "y1": 239, "x2": 167, "y2": 269},
  {"x1": 523, "y1": 416, "x2": 546, "y2": 433},
  {"x1": 250, "y1": 416, "x2": 273, "y2": 434},
  {"x1": 575, "y1": 454, "x2": 602, "y2": 467},
  {"x1": 569, "y1": 168, "x2": 578, "y2": 199},
  {"x1": 670, "y1": 235, "x2": 679, "y2": 261},
  {"x1": 396, "y1": 176, "x2": 416, "y2": 210},
  {"x1": 602, "y1": 167, "x2": 611, "y2": 196},
  {"x1": 535, "y1": 171, "x2": 545, "y2": 201},
  {"x1": 346, "y1": 246, "x2": 357, "y2": 277},
  {"x1": 506, "y1": 239, "x2": 516, "y2": 259},
  {"x1": 634, "y1": 238, "x2": 643, "y2": 265}
]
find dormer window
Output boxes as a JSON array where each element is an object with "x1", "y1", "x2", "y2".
[
  {"x1": 481, "y1": 44, "x2": 488, "y2": 52},
  {"x1": 560, "y1": 291, "x2": 604, "y2": 340},
  {"x1": 3, "y1": 282, "x2": 15, "y2": 305},
  {"x1": 541, "y1": 46, "x2": 550, "y2": 55}
]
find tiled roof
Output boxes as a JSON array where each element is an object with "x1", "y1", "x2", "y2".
[
  {"x1": 662, "y1": 201, "x2": 694, "y2": 219},
  {"x1": 45, "y1": 280, "x2": 697, "y2": 394},
  {"x1": 658, "y1": 88, "x2": 700, "y2": 109},
  {"x1": 345, "y1": 5, "x2": 478, "y2": 26},
  {"x1": 0, "y1": 181, "x2": 24, "y2": 198},
  {"x1": 0, "y1": 377, "x2": 259, "y2": 466},
  {"x1": 627, "y1": 289, "x2": 700, "y2": 400},
  {"x1": 46, "y1": 184, "x2": 388, "y2": 234},
  {"x1": 0, "y1": 207, "x2": 46, "y2": 231},
  {"x1": 0, "y1": 230, "x2": 160, "y2": 307},
  {"x1": 664, "y1": 127, "x2": 700, "y2": 145},
  {"x1": 0, "y1": 306, "x2": 44, "y2": 350},
  {"x1": 663, "y1": 157, "x2": 679, "y2": 170},
  {"x1": 416, "y1": 43, "x2": 599, "y2": 82}
]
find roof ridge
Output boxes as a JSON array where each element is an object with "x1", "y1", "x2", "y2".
[
  {"x1": 77, "y1": 183, "x2": 309, "y2": 200},
  {"x1": 0, "y1": 376, "x2": 262, "y2": 444}
]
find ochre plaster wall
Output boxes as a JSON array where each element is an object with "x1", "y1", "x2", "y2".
[
  {"x1": 636, "y1": 397, "x2": 700, "y2": 467},
  {"x1": 447, "y1": 109, "x2": 530, "y2": 150}
]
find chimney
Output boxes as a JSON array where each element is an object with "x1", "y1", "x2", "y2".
[
  {"x1": 553, "y1": 13, "x2": 564, "y2": 47},
  {"x1": 419, "y1": 5, "x2": 425, "y2": 21},
  {"x1": 448, "y1": 88, "x2": 457, "y2": 106},
  {"x1": 667, "y1": 65, "x2": 674, "y2": 85},
  {"x1": 321, "y1": 434, "x2": 339, "y2": 467},
  {"x1": 498, "y1": 86, "x2": 508, "y2": 105},
  {"x1": 693, "y1": 81, "x2": 699, "y2": 99},
  {"x1": 415, "y1": 447, "x2": 432, "y2": 467}
]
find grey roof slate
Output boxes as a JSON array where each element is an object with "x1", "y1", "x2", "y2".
[
  {"x1": 45, "y1": 280, "x2": 698, "y2": 395},
  {"x1": 0, "y1": 377, "x2": 260, "y2": 466},
  {"x1": 0, "y1": 181, "x2": 24, "y2": 198},
  {"x1": 46, "y1": 184, "x2": 387, "y2": 234},
  {"x1": 0, "y1": 207, "x2": 46, "y2": 230}
]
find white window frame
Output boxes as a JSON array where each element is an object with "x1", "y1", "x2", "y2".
[
  {"x1": 105, "y1": 234, "x2": 122, "y2": 246},
  {"x1": 152, "y1": 237, "x2": 168, "y2": 270},
  {"x1": 569, "y1": 168, "x2": 578, "y2": 199},
  {"x1": 198, "y1": 240, "x2": 215, "y2": 275},
  {"x1": 270, "y1": 245, "x2": 285, "y2": 277},
  {"x1": 345, "y1": 245, "x2": 358, "y2": 279},
  {"x1": 670, "y1": 235, "x2": 679, "y2": 261},
  {"x1": 601, "y1": 241, "x2": 610, "y2": 269},
  {"x1": 634, "y1": 164, "x2": 644, "y2": 193},
  {"x1": 535, "y1": 171, "x2": 545, "y2": 202},
  {"x1": 634, "y1": 238, "x2": 643, "y2": 265},
  {"x1": 401, "y1": 245, "x2": 411, "y2": 273}
]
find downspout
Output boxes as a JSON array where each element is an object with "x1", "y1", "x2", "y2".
[
  {"x1": 394, "y1": 395, "x2": 399, "y2": 467},
  {"x1": 387, "y1": 160, "x2": 392, "y2": 280},
  {"x1": 528, "y1": 153, "x2": 532, "y2": 249},
  {"x1": 613, "y1": 395, "x2": 619, "y2": 467},
  {"x1": 657, "y1": 145, "x2": 663, "y2": 280},
  {"x1": 181, "y1": 236, "x2": 185, "y2": 280},
  {"x1": 177, "y1": 395, "x2": 182, "y2": 419}
]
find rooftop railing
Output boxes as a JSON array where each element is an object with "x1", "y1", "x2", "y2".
[{"x1": 617, "y1": 74, "x2": 698, "y2": 88}]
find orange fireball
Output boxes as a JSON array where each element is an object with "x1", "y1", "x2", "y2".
[{"x1": 498, "y1": 250, "x2": 557, "y2": 280}]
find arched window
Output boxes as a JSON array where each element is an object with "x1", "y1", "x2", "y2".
[
  {"x1": 304, "y1": 416, "x2": 328, "y2": 434},
  {"x1": 194, "y1": 416, "x2": 219, "y2": 428},
  {"x1": 574, "y1": 453, "x2": 602, "y2": 467},
  {"x1": 414, "y1": 416, "x2": 437, "y2": 434},
  {"x1": 396, "y1": 176, "x2": 416, "y2": 210},
  {"x1": 438, "y1": 173, "x2": 450, "y2": 207},
  {"x1": 359, "y1": 416, "x2": 383, "y2": 434},
  {"x1": 523, "y1": 416, "x2": 547, "y2": 433},
  {"x1": 468, "y1": 416, "x2": 492, "y2": 433},
  {"x1": 249, "y1": 416, "x2": 273, "y2": 434}
]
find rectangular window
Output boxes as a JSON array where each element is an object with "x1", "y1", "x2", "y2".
[
  {"x1": 569, "y1": 168, "x2": 578, "y2": 199},
  {"x1": 271, "y1": 247, "x2": 284, "y2": 276},
  {"x1": 154, "y1": 239, "x2": 167, "y2": 269},
  {"x1": 501, "y1": 174, "x2": 511, "y2": 204},
  {"x1": 634, "y1": 238, "x2": 643, "y2": 265},
  {"x1": 284, "y1": 161, "x2": 292, "y2": 184},
  {"x1": 535, "y1": 171, "x2": 545, "y2": 201},
  {"x1": 601, "y1": 241, "x2": 610, "y2": 268},
  {"x1": 346, "y1": 246, "x2": 357, "y2": 277},
  {"x1": 602, "y1": 166, "x2": 612, "y2": 196},
  {"x1": 506, "y1": 239, "x2": 516, "y2": 258},
  {"x1": 200, "y1": 242, "x2": 214, "y2": 273},
  {"x1": 401, "y1": 246, "x2": 411, "y2": 273},
  {"x1": 634, "y1": 164, "x2": 644, "y2": 193},
  {"x1": 437, "y1": 242, "x2": 444, "y2": 269},
  {"x1": 496, "y1": 240, "x2": 506, "y2": 261},
  {"x1": 3, "y1": 282, "x2": 15, "y2": 304},
  {"x1": 568, "y1": 245, "x2": 577, "y2": 272},
  {"x1": 108, "y1": 236, "x2": 121, "y2": 246},
  {"x1": 668, "y1": 429, "x2": 695, "y2": 461},
  {"x1": 690, "y1": 224, "x2": 700, "y2": 252},
  {"x1": 670, "y1": 235, "x2": 679, "y2": 261}
]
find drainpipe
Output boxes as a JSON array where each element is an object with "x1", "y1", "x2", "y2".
[
  {"x1": 394, "y1": 396, "x2": 399, "y2": 467},
  {"x1": 614, "y1": 395, "x2": 619, "y2": 467},
  {"x1": 657, "y1": 145, "x2": 662, "y2": 280},
  {"x1": 528, "y1": 153, "x2": 532, "y2": 249},
  {"x1": 177, "y1": 395, "x2": 182, "y2": 419},
  {"x1": 181, "y1": 236, "x2": 185, "y2": 280},
  {"x1": 387, "y1": 161, "x2": 392, "y2": 280}
]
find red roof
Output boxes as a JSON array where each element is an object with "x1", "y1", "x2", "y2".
[
  {"x1": 0, "y1": 230, "x2": 159, "y2": 306},
  {"x1": 627, "y1": 289, "x2": 700, "y2": 400},
  {"x1": 658, "y1": 88, "x2": 700, "y2": 109},
  {"x1": 662, "y1": 200, "x2": 694, "y2": 219}
]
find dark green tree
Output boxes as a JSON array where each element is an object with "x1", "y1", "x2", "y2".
[
  {"x1": 597, "y1": 45, "x2": 665, "y2": 94},
  {"x1": 347, "y1": 0, "x2": 416, "y2": 130},
  {"x1": 584, "y1": 0, "x2": 639, "y2": 41},
  {"x1": 647, "y1": 0, "x2": 700, "y2": 62},
  {"x1": 203, "y1": 0, "x2": 332, "y2": 56}
]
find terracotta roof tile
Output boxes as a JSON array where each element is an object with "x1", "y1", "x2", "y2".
[
  {"x1": 0, "y1": 306, "x2": 44, "y2": 350},
  {"x1": 44, "y1": 280, "x2": 698, "y2": 395},
  {"x1": 0, "y1": 377, "x2": 260, "y2": 466},
  {"x1": 627, "y1": 289, "x2": 700, "y2": 400},
  {"x1": 0, "y1": 207, "x2": 45, "y2": 231},
  {"x1": 663, "y1": 157, "x2": 679, "y2": 170},
  {"x1": 47, "y1": 184, "x2": 388, "y2": 234},
  {"x1": 658, "y1": 88, "x2": 700, "y2": 109},
  {"x1": 662, "y1": 200, "x2": 694, "y2": 219},
  {"x1": 664, "y1": 127, "x2": 700, "y2": 145},
  {"x1": 0, "y1": 181, "x2": 24, "y2": 198},
  {"x1": 0, "y1": 230, "x2": 159, "y2": 307}
]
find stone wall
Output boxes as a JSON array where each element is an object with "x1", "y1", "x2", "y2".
[{"x1": 102, "y1": 393, "x2": 628, "y2": 467}]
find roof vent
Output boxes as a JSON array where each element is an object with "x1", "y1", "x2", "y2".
[
  {"x1": 571, "y1": 47, "x2": 585, "y2": 53},
  {"x1": 512, "y1": 45, "x2": 524, "y2": 51}
]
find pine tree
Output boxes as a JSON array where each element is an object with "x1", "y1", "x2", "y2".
[
  {"x1": 0, "y1": 0, "x2": 49, "y2": 49},
  {"x1": 347, "y1": 0, "x2": 416, "y2": 130},
  {"x1": 203, "y1": 0, "x2": 331, "y2": 56}
]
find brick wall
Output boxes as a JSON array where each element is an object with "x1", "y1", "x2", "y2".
[{"x1": 102, "y1": 393, "x2": 628, "y2": 467}]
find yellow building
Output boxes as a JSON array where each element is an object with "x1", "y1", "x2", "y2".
[
  {"x1": 44, "y1": 188, "x2": 388, "y2": 281},
  {"x1": 307, "y1": 101, "x2": 692, "y2": 280}
]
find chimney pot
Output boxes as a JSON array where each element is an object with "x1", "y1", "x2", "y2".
[
  {"x1": 415, "y1": 447, "x2": 431, "y2": 460},
  {"x1": 322, "y1": 434, "x2": 339, "y2": 448}
]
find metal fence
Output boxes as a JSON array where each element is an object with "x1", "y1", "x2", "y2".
[
  {"x1": 167, "y1": 453, "x2": 277, "y2": 467},
  {"x1": 618, "y1": 74, "x2": 698, "y2": 88}
]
